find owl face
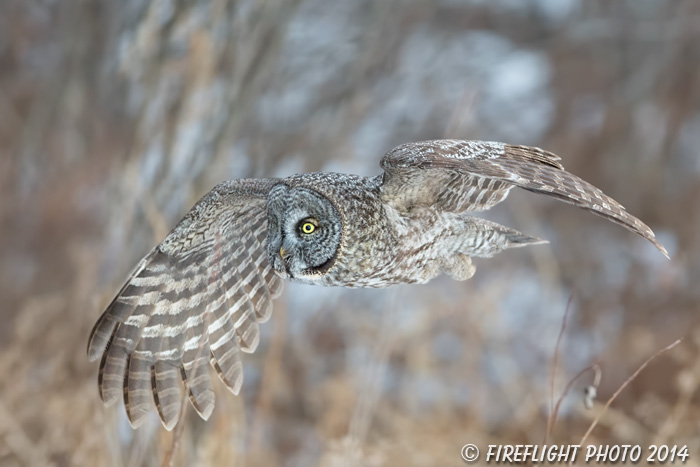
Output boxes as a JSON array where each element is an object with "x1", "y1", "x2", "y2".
[{"x1": 267, "y1": 184, "x2": 342, "y2": 281}]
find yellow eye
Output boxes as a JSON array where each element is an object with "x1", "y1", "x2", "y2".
[{"x1": 301, "y1": 222, "x2": 316, "y2": 234}]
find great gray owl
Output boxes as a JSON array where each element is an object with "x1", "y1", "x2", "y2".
[{"x1": 88, "y1": 140, "x2": 668, "y2": 430}]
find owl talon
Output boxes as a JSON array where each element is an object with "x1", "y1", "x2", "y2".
[{"x1": 440, "y1": 254, "x2": 476, "y2": 281}]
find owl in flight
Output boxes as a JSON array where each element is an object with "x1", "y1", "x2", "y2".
[{"x1": 88, "y1": 140, "x2": 667, "y2": 429}]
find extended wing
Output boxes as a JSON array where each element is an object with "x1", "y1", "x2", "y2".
[
  {"x1": 380, "y1": 139, "x2": 668, "y2": 258},
  {"x1": 88, "y1": 179, "x2": 283, "y2": 429}
]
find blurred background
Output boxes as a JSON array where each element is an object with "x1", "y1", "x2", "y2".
[{"x1": 1, "y1": 0, "x2": 699, "y2": 465}]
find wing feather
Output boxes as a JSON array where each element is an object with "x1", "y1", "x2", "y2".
[
  {"x1": 152, "y1": 361, "x2": 182, "y2": 430},
  {"x1": 87, "y1": 178, "x2": 283, "y2": 429},
  {"x1": 380, "y1": 140, "x2": 668, "y2": 258},
  {"x1": 98, "y1": 343, "x2": 127, "y2": 406},
  {"x1": 125, "y1": 353, "x2": 154, "y2": 428},
  {"x1": 209, "y1": 316, "x2": 244, "y2": 394}
]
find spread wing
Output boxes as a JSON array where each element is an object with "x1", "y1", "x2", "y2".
[
  {"x1": 87, "y1": 179, "x2": 284, "y2": 430},
  {"x1": 380, "y1": 139, "x2": 668, "y2": 258}
]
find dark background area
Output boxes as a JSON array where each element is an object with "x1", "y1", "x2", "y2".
[{"x1": 1, "y1": 1, "x2": 699, "y2": 465}]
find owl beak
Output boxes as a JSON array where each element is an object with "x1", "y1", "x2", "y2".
[{"x1": 278, "y1": 246, "x2": 293, "y2": 277}]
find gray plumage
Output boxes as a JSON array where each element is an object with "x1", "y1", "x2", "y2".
[{"x1": 88, "y1": 139, "x2": 668, "y2": 429}]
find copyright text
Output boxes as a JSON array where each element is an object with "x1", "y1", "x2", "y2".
[{"x1": 460, "y1": 444, "x2": 689, "y2": 464}]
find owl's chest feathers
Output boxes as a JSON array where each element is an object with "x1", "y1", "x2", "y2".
[
  {"x1": 324, "y1": 203, "x2": 456, "y2": 288},
  {"x1": 386, "y1": 206, "x2": 457, "y2": 281}
]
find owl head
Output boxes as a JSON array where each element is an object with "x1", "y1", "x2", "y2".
[{"x1": 266, "y1": 184, "x2": 342, "y2": 281}]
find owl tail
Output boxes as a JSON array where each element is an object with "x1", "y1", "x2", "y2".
[{"x1": 459, "y1": 216, "x2": 548, "y2": 258}]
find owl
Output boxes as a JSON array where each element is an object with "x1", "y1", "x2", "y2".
[{"x1": 88, "y1": 140, "x2": 668, "y2": 429}]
